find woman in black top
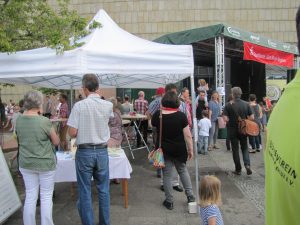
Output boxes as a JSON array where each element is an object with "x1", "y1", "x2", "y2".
[{"x1": 152, "y1": 92, "x2": 195, "y2": 210}]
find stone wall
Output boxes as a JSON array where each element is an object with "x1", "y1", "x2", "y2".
[
  {"x1": 0, "y1": 85, "x2": 34, "y2": 104},
  {"x1": 49, "y1": 0, "x2": 299, "y2": 44}
]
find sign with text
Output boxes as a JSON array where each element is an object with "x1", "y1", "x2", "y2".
[
  {"x1": 243, "y1": 42, "x2": 294, "y2": 68},
  {"x1": 0, "y1": 148, "x2": 22, "y2": 224}
]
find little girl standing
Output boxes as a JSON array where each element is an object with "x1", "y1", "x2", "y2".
[{"x1": 199, "y1": 175, "x2": 224, "y2": 225}]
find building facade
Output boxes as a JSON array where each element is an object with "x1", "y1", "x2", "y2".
[{"x1": 49, "y1": 0, "x2": 299, "y2": 45}]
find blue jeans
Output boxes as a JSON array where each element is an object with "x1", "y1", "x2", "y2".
[
  {"x1": 249, "y1": 134, "x2": 260, "y2": 149},
  {"x1": 75, "y1": 148, "x2": 110, "y2": 225},
  {"x1": 208, "y1": 121, "x2": 219, "y2": 146},
  {"x1": 197, "y1": 135, "x2": 208, "y2": 153}
]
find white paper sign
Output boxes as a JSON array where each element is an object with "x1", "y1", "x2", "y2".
[
  {"x1": 0, "y1": 148, "x2": 22, "y2": 224},
  {"x1": 217, "y1": 87, "x2": 225, "y2": 96}
]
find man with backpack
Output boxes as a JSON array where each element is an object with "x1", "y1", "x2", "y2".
[{"x1": 222, "y1": 87, "x2": 254, "y2": 176}]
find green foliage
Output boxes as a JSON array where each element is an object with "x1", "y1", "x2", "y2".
[
  {"x1": 0, "y1": 0, "x2": 100, "y2": 53},
  {"x1": 37, "y1": 87, "x2": 60, "y2": 95},
  {"x1": 0, "y1": 83, "x2": 15, "y2": 87}
]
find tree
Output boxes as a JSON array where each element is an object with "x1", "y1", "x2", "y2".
[
  {"x1": 0, "y1": 0, "x2": 99, "y2": 53},
  {"x1": 37, "y1": 87, "x2": 61, "y2": 96}
]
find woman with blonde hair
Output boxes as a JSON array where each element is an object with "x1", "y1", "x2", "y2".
[
  {"x1": 199, "y1": 175, "x2": 224, "y2": 225},
  {"x1": 208, "y1": 91, "x2": 221, "y2": 150}
]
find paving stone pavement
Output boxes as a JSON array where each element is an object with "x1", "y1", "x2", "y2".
[{"x1": 3, "y1": 135, "x2": 265, "y2": 225}]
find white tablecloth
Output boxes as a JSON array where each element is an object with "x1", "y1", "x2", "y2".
[{"x1": 55, "y1": 149, "x2": 132, "y2": 182}]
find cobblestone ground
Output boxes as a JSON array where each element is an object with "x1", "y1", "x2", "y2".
[
  {"x1": 3, "y1": 133, "x2": 265, "y2": 225},
  {"x1": 198, "y1": 137, "x2": 265, "y2": 225}
]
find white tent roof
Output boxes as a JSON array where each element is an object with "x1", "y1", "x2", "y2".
[{"x1": 0, "y1": 10, "x2": 193, "y2": 89}]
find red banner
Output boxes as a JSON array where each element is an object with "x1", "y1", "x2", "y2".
[{"x1": 243, "y1": 42, "x2": 294, "y2": 68}]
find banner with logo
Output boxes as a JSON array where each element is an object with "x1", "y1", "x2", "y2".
[
  {"x1": 265, "y1": 70, "x2": 300, "y2": 225},
  {"x1": 223, "y1": 25, "x2": 298, "y2": 55},
  {"x1": 243, "y1": 42, "x2": 294, "y2": 67}
]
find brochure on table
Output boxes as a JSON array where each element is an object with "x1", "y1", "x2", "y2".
[{"x1": 0, "y1": 148, "x2": 22, "y2": 223}]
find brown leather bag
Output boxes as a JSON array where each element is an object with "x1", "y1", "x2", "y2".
[
  {"x1": 238, "y1": 118, "x2": 259, "y2": 136},
  {"x1": 232, "y1": 103, "x2": 259, "y2": 136}
]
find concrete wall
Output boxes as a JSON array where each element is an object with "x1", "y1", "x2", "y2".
[
  {"x1": 6, "y1": 0, "x2": 294, "y2": 101},
  {"x1": 49, "y1": 0, "x2": 299, "y2": 44},
  {"x1": 0, "y1": 85, "x2": 34, "y2": 104}
]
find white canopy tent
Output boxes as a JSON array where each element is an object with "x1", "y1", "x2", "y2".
[
  {"x1": 0, "y1": 9, "x2": 193, "y2": 89},
  {"x1": 0, "y1": 9, "x2": 200, "y2": 201}
]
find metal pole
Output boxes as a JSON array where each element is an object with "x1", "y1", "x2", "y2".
[
  {"x1": 215, "y1": 36, "x2": 226, "y2": 108},
  {"x1": 70, "y1": 78, "x2": 74, "y2": 109},
  {"x1": 215, "y1": 37, "x2": 218, "y2": 92},
  {"x1": 190, "y1": 72, "x2": 199, "y2": 202}
]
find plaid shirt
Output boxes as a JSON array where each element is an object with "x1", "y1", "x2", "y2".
[
  {"x1": 67, "y1": 94, "x2": 113, "y2": 145},
  {"x1": 134, "y1": 98, "x2": 148, "y2": 115},
  {"x1": 148, "y1": 97, "x2": 161, "y2": 116}
]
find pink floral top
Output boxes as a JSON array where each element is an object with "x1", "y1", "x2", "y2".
[
  {"x1": 108, "y1": 110, "x2": 122, "y2": 146},
  {"x1": 59, "y1": 102, "x2": 68, "y2": 127}
]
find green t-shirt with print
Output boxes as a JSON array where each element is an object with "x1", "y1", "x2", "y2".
[
  {"x1": 16, "y1": 115, "x2": 56, "y2": 171},
  {"x1": 265, "y1": 70, "x2": 300, "y2": 225}
]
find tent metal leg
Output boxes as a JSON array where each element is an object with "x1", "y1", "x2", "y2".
[
  {"x1": 122, "y1": 120, "x2": 150, "y2": 159},
  {"x1": 70, "y1": 80, "x2": 74, "y2": 109},
  {"x1": 190, "y1": 72, "x2": 199, "y2": 203},
  {"x1": 122, "y1": 125, "x2": 135, "y2": 159},
  {"x1": 132, "y1": 120, "x2": 150, "y2": 153}
]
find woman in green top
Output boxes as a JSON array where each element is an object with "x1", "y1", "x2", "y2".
[{"x1": 16, "y1": 90, "x2": 59, "y2": 225}]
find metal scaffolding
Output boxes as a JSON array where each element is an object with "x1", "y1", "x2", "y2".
[{"x1": 215, "y1": 36, "x2": 226, "y2": 108}]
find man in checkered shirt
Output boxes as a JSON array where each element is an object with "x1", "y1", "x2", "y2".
[{"x1": 134, "y1": 91, "x2": 148, "y2": 147}]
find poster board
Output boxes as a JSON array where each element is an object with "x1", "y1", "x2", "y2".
[{"x1": 0, "y1": 148, "x2": 22, "y2": 224}]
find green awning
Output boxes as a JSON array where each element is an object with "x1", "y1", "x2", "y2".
[
  {"x1": 154, "y1": 24, "x2": 298, "y2": 55},
  {"x1": 154, "y1": 24, "x2": 224, "y2": 45}
]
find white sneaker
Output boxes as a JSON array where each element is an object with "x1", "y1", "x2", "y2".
[{"x1": 259, "y1": 144, "x2": 263, "y2": 150}]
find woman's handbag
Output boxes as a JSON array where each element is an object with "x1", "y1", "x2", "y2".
[
  {"x1": 217, "y1": 116, "x2": 226, "y2": 129},
  {"x1": 148, "y1": 110, "x2": 165, "y2": 168}
]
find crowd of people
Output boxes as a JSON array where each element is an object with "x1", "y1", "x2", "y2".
[
  {"x1": 7, "y1": 74, "x2": 277, "y2": 225},
  {"x1": 2, "y1": 69, "x2": 279, "y2": 225},
  {"x1": 3, "y1": 6, "x2": 300, "y2": 225}
]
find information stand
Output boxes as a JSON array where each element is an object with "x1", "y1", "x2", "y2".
[{"x1": 0, "y1": 148, "x2": 22, "y2": 224}]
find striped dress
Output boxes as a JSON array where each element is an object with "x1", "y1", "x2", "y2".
[{"x1": 200, "y1": 204, "x2": 224, "y2": 225}]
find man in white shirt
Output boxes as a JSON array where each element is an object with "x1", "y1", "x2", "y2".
[{"x1": 68, "y1": 74, "x2": 113, "y2": 225}]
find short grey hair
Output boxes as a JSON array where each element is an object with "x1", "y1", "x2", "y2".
[
  {"x1": 23, "y1": 90, "x2": 43, "y2": 110},
  {"x1": 82, "y1": 74, "x2": 99, "y2": 92},
  {"x1": 231, "y1": 87, "x2": 242, "y2": 99}
]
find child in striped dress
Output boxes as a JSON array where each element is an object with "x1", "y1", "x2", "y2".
[{"x1": 199, "y1": 175, "x2": 224, "y2": 225}]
